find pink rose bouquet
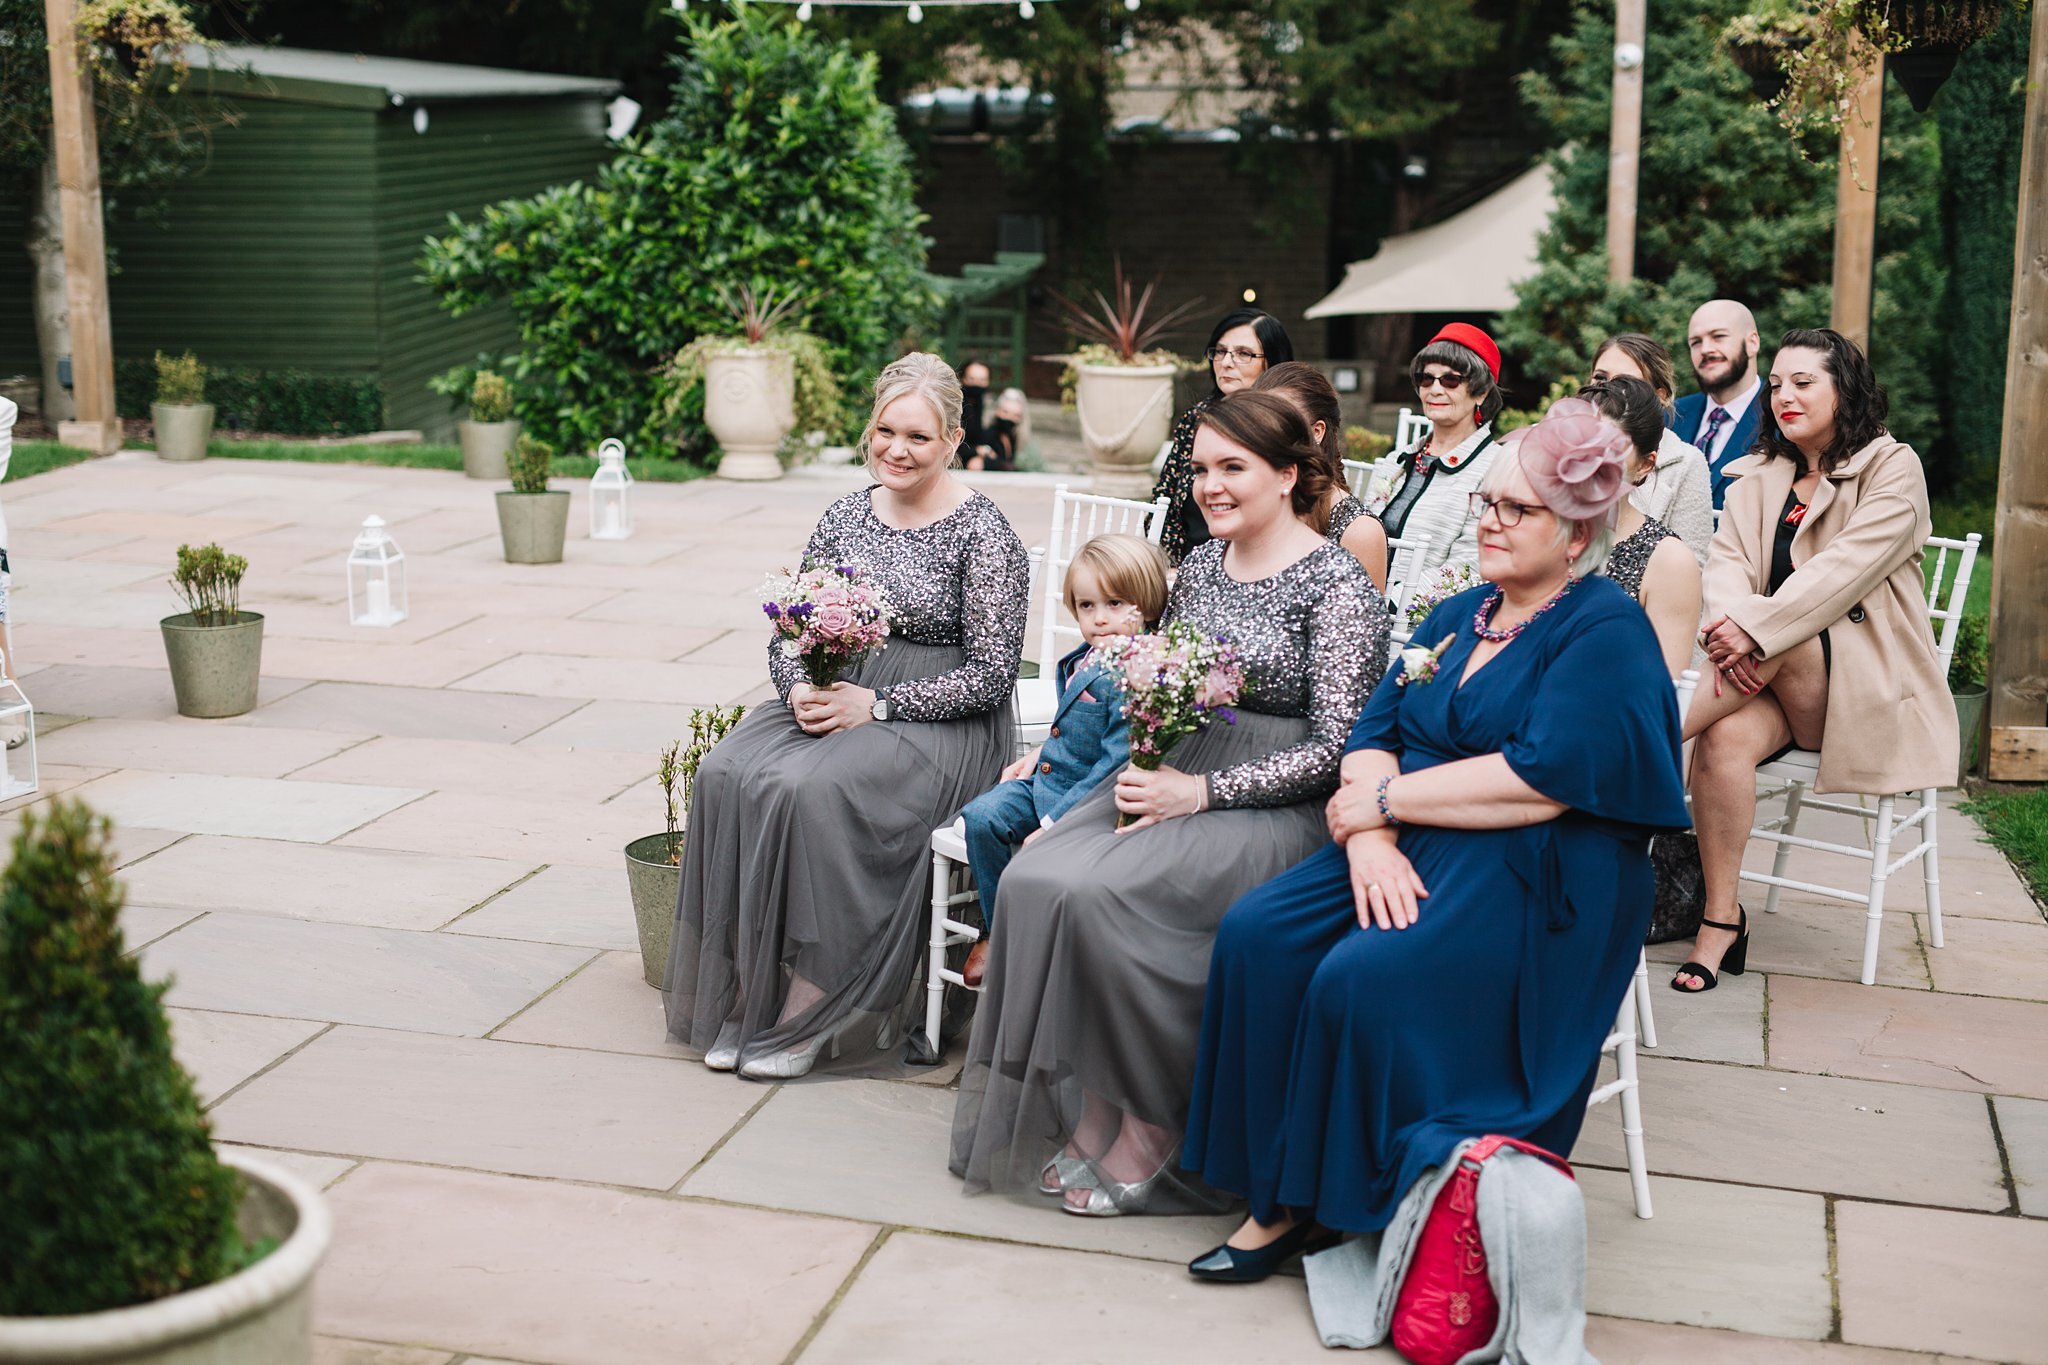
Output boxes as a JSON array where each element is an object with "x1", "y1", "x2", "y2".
[
  {"x1": 1087, "y1": 619, "x2": 1245, "y2": 828},
  {"x1": 760, "y1": 561, "x2": 893, "y2": 688}
]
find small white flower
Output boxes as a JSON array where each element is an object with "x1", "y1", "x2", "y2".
[
  {"x1": 780, "y1": 640, "x2": 801, "y2": 657},
  {"x1": 1395, "y1": 634, "x2": 1456, "y2": 687}
]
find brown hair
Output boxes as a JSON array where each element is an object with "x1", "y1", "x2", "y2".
[
  {"x1": 1064, "y1": 534, "x2": 1170, "y2": 626},
  {"x1": 1252, "y1": 362, "x2": 1349, "y2": 533},
  {"x1": 1195, "y1": 390, "x2": 1332, "y2": 522},
  {"x1": 1592, "y1": 333, "x2": 1678, "y2": 410}
]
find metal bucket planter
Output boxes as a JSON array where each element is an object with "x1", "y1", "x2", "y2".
[
  {"x1": 705, "y1": 349, "x2": 795, "y2": 482},
  {"x1": 1953, "y1": 684, "x2": 1987, "y2": 786},
  {"x1": 459, "y1": 420, "x2": 520, "y2": 481},
  {"x1": 160, "y1": 612, "x2": 263, "y2": 719},
  {"x1": 624, "y1": 833, "x2": 682, "y2": 988},
  {"x1": 495, "y1": 490, "x2": 571, "y2": 564},
  {"x1": 151, "y1": 403, "x2": 214, "y2": 462},
  {"x1": 0, "y1": 1151, "x2": 332, "y2": 1365},
  {"x1": 1076, "y1": 362, "x2": 1176, "y2": 499}
]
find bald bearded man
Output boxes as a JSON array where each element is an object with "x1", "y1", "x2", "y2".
[{"x1": 1669, "y1": 298, "x2": 1764, "y2": 507}]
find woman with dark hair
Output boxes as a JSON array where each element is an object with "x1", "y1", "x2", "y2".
[
  {"x1": 1588, "y1": 333, "x2": 1714, "y2": 565},
  {"x1": 954, "y1": 389, "x2": 1385, "y2": 1218},
  {"x1": 1362, "y1": 324, "x2": 1505, "y2": 597},
  {"x1": 1151, "y1": 309, "x2": 1294, "y2": 564},
  {"x1": 1580, "y1": 376, "x2": 1703, "y2": 673},
  {"x1": 1254, "y1": 362, "x2": 1390, "y2": 589},
  {"x1": 1675, "y1": 328, "x2": 1957, "y2": 992}
]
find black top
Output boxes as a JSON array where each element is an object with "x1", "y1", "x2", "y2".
[{"x1": 1767, "y1": 487, "x2": 1806, "y2": 596}]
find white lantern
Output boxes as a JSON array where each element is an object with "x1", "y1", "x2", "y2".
[
  {"x1": 589, "y1": 437, "x2": 635, "y2": 540},
  {"x1": 0, "y1": 675, "x2": 36, "y2": 802},
  {"x1": 346, "y1": 515, "x2": 408, "y2": 627}
]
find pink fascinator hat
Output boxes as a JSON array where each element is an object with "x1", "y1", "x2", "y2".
[{"x1": 1516, "y1": 397, "x2": 1632, "y2": 524}]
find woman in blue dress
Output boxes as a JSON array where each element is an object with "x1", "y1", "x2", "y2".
[{"x1": 1180, "y1": 399, "x2": 1691, "y2": 1280}]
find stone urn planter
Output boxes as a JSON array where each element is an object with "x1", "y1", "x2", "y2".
[
  {"x1": 0, "y1": 1150, "x2": 332, "y2": 1365},
  {"x1": 1076, "y1": 362, "x2": 1177, "y2": 499},
  {"x1": 496, "y1": 490, "x2": 571, "y2": 564},
  {"x1": 459, "y1": 420, "x2": 520, "y2": 481},
  {"x1": 160, "y1": 611, "x2": 263, "y2": 719},
  {"x1": 151, "y1": 403, "x2": 214, "y2": 463},
  {"x1": 624, "y1": 833, "x2": 681, "y2": 988},
  {"x1": 705, "y1": 348, "x2": 795, "y2": 482},
  {"x1": 1952, "y1": 683, "x2": 1987, "y2": 785}
]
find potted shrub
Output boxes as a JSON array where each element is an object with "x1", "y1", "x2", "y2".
[
  {"x1": 0, "y1": 799, "x2": 332, "y2": 1362},
  {"x1": 160, "y1": 543, "x2": 263, "y2": 719},
  {"x1": 496, "y1": 434, "x2": 571, "y2": 564},
  {"x1": 681, "y1": 283, "x2": 816, "y2": 482},
  {"x1": 1949, "y1": 611, "x2": 1988, "y2": 785},
  {"x1": 1051, "y1": 258, "x2": 1202, "y2": 499},
  {"x1": 625, "y1": 705, "x2": 745, "y2": 988},
  {"x1": 459, "y1": 370, "x2": 519, "y2": 481},
  {"x1": 150, "y1": 351, "x2": 213, "y2": 463},
  {"x1": 1721, "y1": 6, "x2": 1819, "y2": 101}
]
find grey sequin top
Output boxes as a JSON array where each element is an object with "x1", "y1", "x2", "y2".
[
  {"x1": 1328, "y1": 494, "x2": 1373, "y2": 543},
  {"x1": 1168, "y1": 539, "x2": 1387, "y2": 809},
  {"x1": 771, "y1": 487, "x2": 1029, "y2": 722},
  {"x1": 1604, "y1": 515, "x2": 1680, "y2": 602}
]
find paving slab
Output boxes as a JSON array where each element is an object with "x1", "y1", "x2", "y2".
[
  {"x1": 449, "y1": 867, "x2": 641, "y2": 953},
  {"x1": 117, "y1": 903, "x2": 202, "y2": 948},
  {"x1": 259, "y1": 636, "x2": 513, "y2": 690},
  {"x1": 19, "y1": 557, "x2": 165, "y2": 593},
  {"x1": 12, "y1": 586, "x2": 174, "y2": 630},
  {"x1": 312, "y1": 1342, "x2": 454, "y2": 1365},
  {"x1": 450, "y1": 653, "x2": 762, "y2": 707},
  {"x1": 1836, "y1": 1200, "x2": 2048, "y2": 1362},
  {"x1": 219, "y1": 1145, "x2": 360, "y2": 1191},
  {"x1": 254, "y1": 599, "x2": 484, "y2": 646},
  {"x1": 143, "y1": 913, "x2": 590, "y2": 1035},
  {"x1": 35, "y1": 716, "x2": 363, "y2": 778},
  {"x1": 515, "y1": 699, "x2": 744, "y2": 754},
  {"x1": 491, "y1": 951, "x2": 683, "y2": 1055},
  {"x1": 1922, "y1": 914, "x2": 2048, "y2": 1002},
  {"x1": 575, "y1": 588, "x2": 784, "y2": 632},
  {"x1": 214, "y1": 1027, "x2": 755, "y2": 1188},
  {"x1": 106, "y1": 824, "x2": 189, "y2": 867},
  {"x1": 316, "y1": 1163, "x2": 876, "y2": 1364},
  {"x1": 1992, "y1": 1095, "x2": 2048, "y2": 1217},
  {"x1": 74, "y1": 770, "x2": 423, "y2": 842},
  {"x1": 166, "y1": 1006, "x2": 327, "y2": 1104},
  {"x1": 1768, "y1": 975, "x2": 2048, "y2": 1099},
  {"x1": 12, "y1": 622, "x2": 167, "y2": 670},
  {"x1": 290, "y1": 735, "x2": 650, "y2": 804},
  {"x1": 228, "y1": 679, "x2": 581, "y2": 743},
  {"x1": 339, "y1": 790, "x2": 647, "y2": 869},
  {"x1": 798, "y1": 1231, "x2": 1343, "y2": 1365},
  {"x1": 1585, "y1": 1317, "x2": 1949, "y2": 1363},
  {"x1": 121, "y1": 836, "x2": 534, "y2": 930},
  {"x1": 38, "y1": 509, "x2": 289, "y2": 543},
  {"x1": 15, "y1": 663, "x2": 312, "y2": 718},
  {"x1": 1640, "y1": 967, "x2": 1766, "y2": 1065},
  {"x1": 424, "y1": 614, "x2": 722, "y2": 663},
  {"x1": 1647, "y1": 897, "x2": 1930, "y2": 990},
  {"x1": 1577, "y1": 1054, "x2": 2006, "y2": 1210}
]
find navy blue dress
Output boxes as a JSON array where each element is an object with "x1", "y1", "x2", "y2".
[{"x1": 1182, "y1": 576, "x2": 1690, "y2": 1232}]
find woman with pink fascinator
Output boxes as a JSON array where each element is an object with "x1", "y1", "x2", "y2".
[{"x1": 1178, "y1": 399, "x2": 1692, "y2": 1283}]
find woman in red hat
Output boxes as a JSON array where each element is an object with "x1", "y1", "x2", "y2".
[{"x1": 1361, "y1": 323, "x2": 1507, "y2": 602}]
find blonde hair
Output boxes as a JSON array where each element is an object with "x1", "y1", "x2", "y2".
[
  {"x1": 861, "y1": 352, "x2": 965, "y2": 474},
  {"x1": 994, "y1": 386, "x2": 1031, "y2": 449},
  {"x1": 1477, "y1": 456, "x2": 1615, "y2": 579},
  {"x1": 1064, "y1": 534, "x2": 1170, "y2": 625}
]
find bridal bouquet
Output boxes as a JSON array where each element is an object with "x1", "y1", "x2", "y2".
[
  {"x1": 1403, "y1": 561, "x2": 1483, "y2": 631},
  {"x1": 1088, "y1": 620, "x2": 1245, "y2": 828},
  {"x1": 760, "y1": 561, "x2": 893, "y2": 688}
]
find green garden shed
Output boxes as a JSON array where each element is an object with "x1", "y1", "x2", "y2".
[{"x1": 0, "y1": 46, "x2": 618, "y2": 439}]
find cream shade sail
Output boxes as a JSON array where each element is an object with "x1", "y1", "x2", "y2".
[{"x1": 1306, "y1": 164, "x2": 1555, "y2": 318}]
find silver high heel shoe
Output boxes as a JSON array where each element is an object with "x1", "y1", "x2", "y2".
[
  {"x1": 701, "y1": 1022, "x2": 742, "y2": 1072},
  {"x1": 1039, "y1": 1152, "x2": 1096, "y2": 1197},
  {"x1": 738, "y1": 1032, "x2": 832, "y2": 1081},
  {"x1": 1060, "y1": 1150, "x2": 1177, "y2": 1218}
]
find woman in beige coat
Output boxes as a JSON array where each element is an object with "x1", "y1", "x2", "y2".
[{"x1": 1674, "y1": 328, "x2": 1956, "y2": 992}]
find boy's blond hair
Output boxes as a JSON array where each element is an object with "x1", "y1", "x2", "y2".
[{"x1": 1064, "y1": 534, "x2": 1170, "y2": 626}]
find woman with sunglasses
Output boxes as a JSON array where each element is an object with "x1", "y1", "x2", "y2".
[
  {"x1": 1152, "y1": 309, "x2": 1294, "y2": 564},
  {"x1": 1363, "y1": 324, "x2": 1506, "y2": 599}
]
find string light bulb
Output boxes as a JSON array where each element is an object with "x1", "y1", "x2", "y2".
[
  {"x1": 797, "y1": 0, "x2": 812, "y2": 15},
  {"x1": 1019, "y1": 0, "x2": 1033, "y2": 15},
  {"x1": 907, "y1": 1, "x2": 923, "y2": 19}
]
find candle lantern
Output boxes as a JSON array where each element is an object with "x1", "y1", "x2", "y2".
[
  {"x1": 590, "y1": 438, "x2": 634, "y2": 540},
  {"x1": 0, "y1": 675, "x2": 37, "y2": 802},
  {"x1": 346, "y1": 515, "x2": 408, "y2": 627}
]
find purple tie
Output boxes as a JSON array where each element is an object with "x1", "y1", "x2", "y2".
[{"x1": 1701, "y1": 405, "x2": 1730, "y2": 457}]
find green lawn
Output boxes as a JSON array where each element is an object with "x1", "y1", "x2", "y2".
[
  {"x1": 1962, "y1": 786, "x2": 2048, "y2": 908},
  {"x1": 10, "y1": 440, "x2": 101, "y2": 481},
  {"x1": 196, "y1": 439, "x2": 705, "y2": 484}
]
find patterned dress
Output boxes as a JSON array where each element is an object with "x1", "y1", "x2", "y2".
[
  {"x1": 1152, "y1": 401, "x2": 1213, "y2": 565},
  {"x1": 1604, "y1": 514, "x2": 1681, "y2": 602}
]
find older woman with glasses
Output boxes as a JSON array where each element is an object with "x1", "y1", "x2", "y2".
[
  {"x1": 1363, "y1": 324, "x2": 1506, "y2": 598},
  {"x1": 1153, "y1": 309, "x2": 1294, "y2": 564}
]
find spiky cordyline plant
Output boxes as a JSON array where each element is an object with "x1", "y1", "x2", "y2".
[
  {"x1": 716, "y1": 282, "x2": 814, "y2": 345},
  {"x1": 1048, "y1": 257, "x2": 1205, "y2": 364}
]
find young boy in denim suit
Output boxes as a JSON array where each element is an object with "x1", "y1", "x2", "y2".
[{"x1": 958, "y1": 533, "x2": 1169, "y2": 985}]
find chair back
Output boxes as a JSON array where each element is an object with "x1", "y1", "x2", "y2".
[
  {"x1": 1396, "y1": 407, "x2": 1430, "y2": 453},
  {"x1": 1035, "y1": 484, "x2": 1169, "y2": 666},
  {"x1": 1342, "y1": 458, "x2": 1374, "y2": 501},
  {"x1": 1674, "y1": 668, "x2": 1699, "y2": 714},
  {"x1": 1383, "y1": 535, "x2": 1435, "y2": 651},
  {"x1": 1921, "y1": 532, "x2": 1982, "y2": 682}
]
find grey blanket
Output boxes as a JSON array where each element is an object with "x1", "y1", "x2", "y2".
[{"x1": 1302, "y1": 1143, "x2": 1598, "y2": 1364}]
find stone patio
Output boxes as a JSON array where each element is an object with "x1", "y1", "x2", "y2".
[{"x1": 8, "y1": 451, "x2": 2046, "y2": 1364}]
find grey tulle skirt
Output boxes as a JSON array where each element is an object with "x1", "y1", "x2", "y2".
[
  {"x1": 664, "y1": 640, "x2": 1011, "y2": 1075},
  {"x1": 948, "y1": 709, "x2": 1329, "y2": 1212}
]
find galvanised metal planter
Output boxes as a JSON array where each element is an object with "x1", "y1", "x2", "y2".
[
  {"x1": 624, "y1": 833, "x2": 682, "y2": 988},
  {"x1": 150, "y1": 403, "x2": 214, "y2": 462},
  {"x1": 459, "y1": 419, "x2": 520, "y2": 480},
  {"x1": 495, "y1": 490, "x2": 570, "y2": 564},
  {"x1": 159, "y1": 612, "x2": 263, "y2": 719}
]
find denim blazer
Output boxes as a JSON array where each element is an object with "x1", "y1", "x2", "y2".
[{"x1": 1031, "y1": 643, "x2": 1132, "y2": 823}]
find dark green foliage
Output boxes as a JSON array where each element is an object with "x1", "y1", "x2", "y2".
[
  {"x1": 117, "y1": 362, "x2": 386, "y2": 436},
  {"x1": 508, "y1": 434, "x2": 554, "y2": 495},
  {"x1": 1501, "y1": 0, "x2": 1946, "y2": 454},
  {"x1": 420, "y1": 6, "x2": 940, "y2": 461},
  {"x1": 0, "y1": 800, "x2": 244, "y2": 1316},
  {"x1": 1948, "y1": 612, "x2": 1989, "y2": 691}
]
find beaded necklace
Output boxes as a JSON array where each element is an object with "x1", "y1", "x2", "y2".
[{"x1": 1473, "y1": 576, "x2": 1577, "y2": 643}]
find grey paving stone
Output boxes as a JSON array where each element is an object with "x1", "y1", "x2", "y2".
[
  {"x1": 338, "y1": 790, "x2": 646, "y2": 869},
  {"x1": 1586, "y1": 1317, "x2": 1948, "y2": 1362},
  {"x1": 449, "y1": 867, "x2": 641, "y2": 954},
  {"x1": 15, "y1": 664, "x2": 312, "y2": 718},
  {"x1": 117, "y1": 903, "x2": 202, "y2": 949},
  {"x1": 1640, "y1": 967, "x2": 1765, "y2": 1065},
  {"x1": 1769, "y1": 975, "x2": 2048, "y2": 1100},
  {"x1": 219, "y1": 1145, "x2": 359, "y2": 1192},
  {"x1": 74, "y1": 770, "x2": 424, "y2": 842},
  {"x1": 35, "y1": 716, "x2": 363, "y2": 778},
  {"x1": 289, "y1": 735, "x2": 651, "y2": 804},
  {"x1": 123, "y1": 836, "x2": 534, "y2": 930},
  {"x1": 1836, "y1": 1200, "x2": 2048, "y2": 1362},
  {"x1": 312, "y1": 1337, "x2": 454, "y2": 1365},
  {"x1": 1923, "y1": 915, "x2": 2048, "y2": 1002},
  {"x1": 491, "y1": 951, "x2": 684, "y2": 1056},
  {"x1": 166, "y1": 1007, "x2": 326, "y2": 1104},
  {"x1": 228, "y1": 681, "x2": 581, "y2": 742},
  {"x1": 1993, "y1": 1095, "x2": 2048, "y2": 1217}
]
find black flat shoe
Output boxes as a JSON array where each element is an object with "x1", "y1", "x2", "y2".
[
  {"x1": 1187, "y1": 1220, "x2": 1334, "y2": 1283},
  {"x1": 1671, "y1": 907, "x2": 1750, "y2": 993}
]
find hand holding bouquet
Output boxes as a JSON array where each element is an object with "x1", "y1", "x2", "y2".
[
  {"x1": 760, "y1": 561, "x2": 892, "y2": 689},
  {"x1": 1088, "y1": 620, "x2": 1245, "y2": 828}
]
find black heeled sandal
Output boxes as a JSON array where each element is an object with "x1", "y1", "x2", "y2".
[
  {"x1": 1670, "y1": 906, "x2": 1749, "y2": 993},
  {"x1": 1187, "y1": 1220, "x2": 1339, "y2": 1283}
]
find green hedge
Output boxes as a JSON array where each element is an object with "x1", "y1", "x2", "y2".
[{"x1": 117, "y1": 362, "x2": 384, "y2": 436}]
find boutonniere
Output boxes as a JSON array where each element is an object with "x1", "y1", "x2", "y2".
[{"x1": 1397, "y1": 635, "x2": 1456, "y2": 686}]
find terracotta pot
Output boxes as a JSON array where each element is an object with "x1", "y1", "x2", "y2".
[
  {"x1": 704, "y1": 349, "x2": 795, "y2": 482},
  {"x1": 151, "y1": 403, "x2": 214, "y2": 462},
  {"x1": 1075, "y1": 363, "x2": 1177, "y2": 499}
]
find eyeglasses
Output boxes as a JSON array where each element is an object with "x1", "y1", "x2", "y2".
[
  {"x1": 1413, "y1": 369, "x2": 1468, "y2": 392},
  {"x1": 1467, "y1": 492, "x2": 1548, "y2": 527},
  {"x1": 1206, "y1": 346, "x2": 1264, "y2": 366}
]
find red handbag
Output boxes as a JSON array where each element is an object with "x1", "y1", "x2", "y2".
[{"x1": 1389, "y1": 1135, "x2": 1575, "y2": 1365}]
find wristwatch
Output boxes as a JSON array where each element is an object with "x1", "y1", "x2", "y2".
[{"x1": 870, "y1": 693, "x2": 896, "y2": 722}]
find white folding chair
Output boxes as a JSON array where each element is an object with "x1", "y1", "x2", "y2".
[
  {"x1": 1396, "y1": 406, "x2": 1430, "y2": 453},
  {"x1": 1015, "y1": 484, "x2": 1169, "y2": 747},
  {"x1": 1382, "y1": 534, "x2": 1434, "y2": 654},
  {"x1": 1741, "y1": 532, "x2": 1979, "y2": 985},
  {"x1": 918, "y1": 818, "x2": 982, "y2": 1063},
  {"x1": 1341, "y1": 457, "x2": 1375, "y2": 501}
]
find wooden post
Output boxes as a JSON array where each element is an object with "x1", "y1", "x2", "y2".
[
  {"x1": 1605, "y1": 0, "x2": 1647, "y2": 283},
  {"x1": 1986, "y1": 0, "x2": 2048, "y2": 781},
  {"x1": 43, "y1": 0, "x2": 119, "y2": 455},
  {"x1": 1829, "y1": 39, "x2": 1884, "y2": 352}
]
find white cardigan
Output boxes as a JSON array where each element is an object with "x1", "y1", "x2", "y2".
[{"x1": 1632, "y1": 428, "x2": 1713, "y2": 567}]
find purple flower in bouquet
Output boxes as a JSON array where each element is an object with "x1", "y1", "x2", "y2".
[
  {"x1": 1087, "y1": 619, "x2": 1245, "y2": 827},
  {"x1": 1403, "y1": 561, "x2": 1483, "y2": 631},
  {"x1": 760, "y1": 560, "x2": 893, "y2": 689}
]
